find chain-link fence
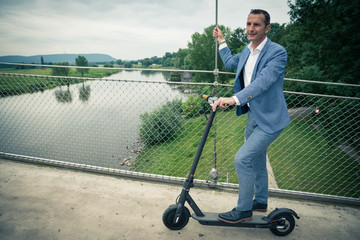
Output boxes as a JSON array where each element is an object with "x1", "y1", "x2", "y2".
[{"x1": 0, "y1": 69, "x2": 359, "y2": 203}]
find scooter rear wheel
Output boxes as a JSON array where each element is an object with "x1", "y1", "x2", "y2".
[
  {"x1": 270, "y1": 212, "x2": 295, "y2": 236},
  {"x1": 162, "y1": 205, "x2": 190, "y2": 230}
]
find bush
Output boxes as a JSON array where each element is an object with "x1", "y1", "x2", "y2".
[
  {"x1": 52, "y1": 62, "x2": 70, "y2": 76},
  {"x1": 139, "y1": 99, "x2": 183, "y2": 145},
  {"x1": 182, "y1": 95, "x2": 204, "y2": 118}
]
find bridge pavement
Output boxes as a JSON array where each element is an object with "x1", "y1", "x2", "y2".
[{"x1": 0, "y1": 159, "x2": 359, "y2": 240}]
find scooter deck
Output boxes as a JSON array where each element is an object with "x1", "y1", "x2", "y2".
[{"x1": 192, "y1": 212, "x2": 271, "y2": 228}]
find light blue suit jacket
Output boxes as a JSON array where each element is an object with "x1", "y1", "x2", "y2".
[{"x1": 219, "y1": 38, "x2": 290, "y2": 133}]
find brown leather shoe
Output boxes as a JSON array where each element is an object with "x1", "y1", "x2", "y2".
[
  {"x1": 218, "y1": 208, "x2": 252, "y2": 223},
  {"x1": 252, "y1": 200, "x2": 267, "y2": 212}
]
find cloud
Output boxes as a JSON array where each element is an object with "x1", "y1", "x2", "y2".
[{"x1": 0, "y1": 0, "x2": 290, "y2": 60}]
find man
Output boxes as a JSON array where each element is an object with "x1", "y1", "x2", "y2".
[{"x1": 212, "y1": 9, "x2": 290, "y2": 223}]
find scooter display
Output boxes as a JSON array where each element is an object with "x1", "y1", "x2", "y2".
[{"x1": 162, "y1": 95, "x2": 299, "y2": 236}]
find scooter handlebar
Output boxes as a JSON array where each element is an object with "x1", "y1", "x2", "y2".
[{"x1": 203, "y1": 95, "x2": 218, "y2": 106}]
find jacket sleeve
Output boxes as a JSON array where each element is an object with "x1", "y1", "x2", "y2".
[{"x1": 219, "y1": 46, "x2": 240, "y2": 70}]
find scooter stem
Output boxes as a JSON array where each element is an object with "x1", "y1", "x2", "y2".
[{"x1": 188, "y1": 109, "x2": 216, "y2": 179}]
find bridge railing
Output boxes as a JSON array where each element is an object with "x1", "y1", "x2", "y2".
[{"x1": 0, "y1": 64, "x2": 359, "y2": 205}]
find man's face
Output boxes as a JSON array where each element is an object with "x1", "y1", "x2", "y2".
[{"x1": 246, "y1": 13, "x2": 270, "y2": 47}]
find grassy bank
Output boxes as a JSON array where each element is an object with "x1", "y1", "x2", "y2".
[
  {"x1": 0, "y1": 67, "x2": 120, "y2": 77},
  {"x1": 133, "y1": 111, "x2": 245, "y2": 182},
  {"x1": 133, "y1": 110, "x2": 359, "y2": 198},
  {"x1": 270, "y1": 120, "x2": 360, "y2": 197},
  {"x1": 0, "y1": 67, "x2": 120, "y2": 97}
]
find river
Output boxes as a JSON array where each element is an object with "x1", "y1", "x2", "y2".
[{"x1": 0, "y1": 71, "x2": 187, "y2": 169}]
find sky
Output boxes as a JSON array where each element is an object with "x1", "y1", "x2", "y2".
[{"x1": 0, "y1": 0, "x2": 291, "y2": 60}]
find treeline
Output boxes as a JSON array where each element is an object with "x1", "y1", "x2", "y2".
[{"x1": 130, "y1": 0, "x2": 359, "y2": 98}]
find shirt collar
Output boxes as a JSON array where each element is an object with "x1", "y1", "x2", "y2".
[{"x1": 248, "y1": 37, "x2": 268, "y2": 53}]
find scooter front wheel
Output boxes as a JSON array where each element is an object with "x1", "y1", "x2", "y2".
[
  {"x1": 269, "y1": 212, "x2": 295, "y2": 236},
  {"x1": 162, "y1": 205, "x2": 190, "y2": 230}
]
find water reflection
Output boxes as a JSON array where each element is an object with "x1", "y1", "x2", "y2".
[
  {"x1": 55, "y1": 87, "x2": 73, "y2": 103},
  {"x1": 79, "y1": 84, "x2": 91, "y2": 102},
  {"x1": 54, "y1": 84, "x2": 91, "y2": 103}
]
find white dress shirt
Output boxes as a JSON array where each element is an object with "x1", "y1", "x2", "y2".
[{"x1": 219, "y1": 37, "x2": 268, "y2": 105}]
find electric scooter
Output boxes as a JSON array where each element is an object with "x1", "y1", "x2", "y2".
[{"x1": 162, "y1": 95, "x2": 299, "y2": 236}]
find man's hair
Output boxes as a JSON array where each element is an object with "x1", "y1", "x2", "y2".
[{"x1": 249, "y1": 9, "x2": 270, "y2": 26}]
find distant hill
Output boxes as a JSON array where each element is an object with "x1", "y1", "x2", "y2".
[{"x1": 0, "y1": 54, "x2": 117, "y2": 64}]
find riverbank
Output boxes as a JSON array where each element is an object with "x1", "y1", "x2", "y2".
[{"x1": 0, "y1": 68, "x2": 121, "y2": 97}]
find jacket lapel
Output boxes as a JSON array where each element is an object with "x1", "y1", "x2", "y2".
[
  {"x1": 251, "y1": 39, "x2": 271, "y2": 82},
  {"x1": 234, "y1": 48, "x2": 250, "y2": 92},
  {"x1": 234, "y1": 48, "x2": 251, "y2": 116},
  {"x1": 238, "y1": 48, "x2": 250, "y2": 74}
]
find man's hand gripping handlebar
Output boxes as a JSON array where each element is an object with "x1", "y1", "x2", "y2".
[
  {"x1": 202, "y1": 95, "x2": 218, "y2": 108},
  {"x1": 204, "y1": 95, "x2": 236, "y2": 112}
]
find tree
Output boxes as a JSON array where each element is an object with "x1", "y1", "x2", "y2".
[
  {"x1": 284, "y1": 0, "x2": 360, "y2": 150},
  {"x1": 187, "y1": 25, "x2": 232, "y2": 83},
  {"x1": 161, "y1": 52, "x2": 177, "y2": 67},
  {"x1": 52, "y1": 62, "x2": 70, "y2": 76},
  {"x1": 124, "y1": 61, "x2": 132, "y2": 68},
  {"x1": 227, "y1": 27, "x2": 248, "y2": 53},
  {"x1": 141, "y1": 58, "x2": 152, "y2": 67},
  {"x1": 116, "y1": 59, "x2": 123, "y2": 65},
  {"x1": 174, "y1": 48, "x2": 189, "y2": 69},
  {"x1": 267, "y1": 23, "x2": 286, "y2": 45},
  {"x1": 286, "y1": 0, "x2": 360, "y2": 89},
  {"x1": 151, "y1": 56, "x2": 160, "y2": 65},
  {"x1": 40, "y1": 56, "x2": 45, "y2": 69},
  {"x1": 75, "y1": 55, "x2": 89, "y2": 77}
]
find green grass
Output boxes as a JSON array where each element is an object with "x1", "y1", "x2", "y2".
[
  {"x1": 133, "y1": 111, "x2": 246, "y2": 182},
  {"x1": 133, "y1": 111, "x2": 360, "y2": 198},
  {"x1": 269, "y1": 120, "x2": 360, "y2": 198}
]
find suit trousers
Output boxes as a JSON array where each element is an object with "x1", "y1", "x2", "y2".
[{"x1": 235, "y1": 110, "x2": 283, "y2": 211}]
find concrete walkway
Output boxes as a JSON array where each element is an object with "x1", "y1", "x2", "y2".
[{"x1": 0, "y1": 159, "x2": 359, "y2": 240}]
